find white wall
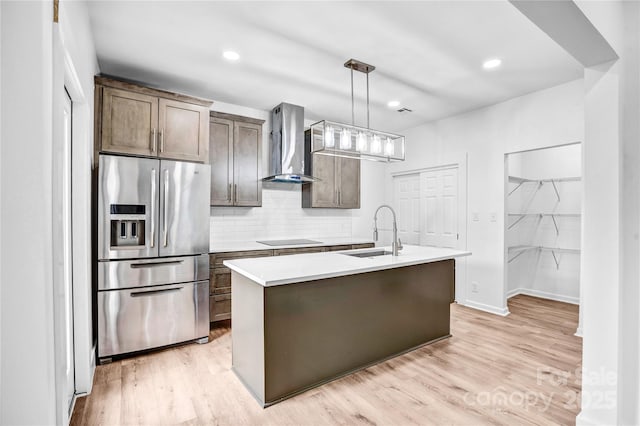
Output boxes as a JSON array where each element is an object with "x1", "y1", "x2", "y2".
[
  {"x1": 579, "y1": 58, "x2": 621, "y2": 426},
  {"x1": 0, "y1": 1, "x2": 3, "y2": 418},
  {"x1": 1, "y1": 2, "x2": 56, "y2": 424},
  {"x1": 518, "y1": 144, "x2": 582, "y2": 179},
  {"x1": 506, "y1": 144, "x2": 582, "y2": 304},
  {"x1": 210, "y1": 187, "x2": 353, "y2": 242},
  {"x1": 351, "y1": 160, "x2": 388, "y2": 242},
  {"x1": 574, "y1": 1, "x2": 639, "y2": 424},
  {"x1": 381, "y1": 79, "x2": 584, "y2": 314}
]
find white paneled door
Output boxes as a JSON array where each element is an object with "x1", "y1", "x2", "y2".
[
  {"x1": 422, "y1": 167, "x2": 459, "y2": 248},
  {"x1": 394, "y1": 174, "x2": 421, "y2": 244},
  {"x1": 394, "y1": 168, "x2": 460, "y2": 248}
]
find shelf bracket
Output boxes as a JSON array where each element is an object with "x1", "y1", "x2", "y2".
[
  {"x1": 508, "y1": 247, "x2": 537, "y2": 263},
  {"x1": 550, "y1": 214, "x2": 559, "y2": 236},
  {"x1": 551, "y1": 250, "x2": 560, "y2": 270},
  {"x1": 507, "y1": 214, "x2": 527, "y2": 230},
  {"x1": 551, "y1": 180, "x2": 560, "y2": 202},
  {"x1": 508, "y1": 250, "x2": 528, "y2": 263},
  {"x1": 508, "y1": 182, "x2": 524, "y2": 196}
]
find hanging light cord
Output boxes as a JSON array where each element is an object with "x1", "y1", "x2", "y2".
[
  {"x1": 347, "y1": 60, "x2": 372, "y2": 129},
  {"x1": 350, "y1": 66, "x2": 355, "y2": 126},
  {"x1": 366, "y1": 70, "x2": 370, "y2": 129}
]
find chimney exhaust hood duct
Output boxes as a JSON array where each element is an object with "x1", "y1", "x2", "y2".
[{"x1": 262, "y1": 103, "x2": 317, "y2": 183}]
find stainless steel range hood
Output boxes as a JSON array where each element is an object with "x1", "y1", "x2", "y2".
[{"x1": 262, "y1": 103, "x2": 317, "y2": 183}]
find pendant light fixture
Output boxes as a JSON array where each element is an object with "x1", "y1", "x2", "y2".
[{"x1": 309, "y1": 59, "x2": 405, "y2": 162}]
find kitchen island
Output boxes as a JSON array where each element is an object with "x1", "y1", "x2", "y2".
[{"x1": 224, "y1": 245, "x2": 471, "y2": 407}]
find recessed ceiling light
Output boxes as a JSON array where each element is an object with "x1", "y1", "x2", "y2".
[
  {"x1": 223, "y1": 51, "x2": 240, "y2": 61},
  {"x1": 483, "y1": 58, "x2": 502, "y2": 70},
  {"x1": 387, "y1": 100, "x2": 400, "y2": 108}
]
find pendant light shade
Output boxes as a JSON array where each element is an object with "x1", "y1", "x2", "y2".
[
  {"x1": 310, "y1": 59, "x2": 405, "y2": 163},
  {"x1": 310, "y1": 121, "x2": 404, "y2": 162}
]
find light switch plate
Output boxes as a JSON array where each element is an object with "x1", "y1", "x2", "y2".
[
  {"x1": 490, "y1": 212, "x2": 497, "y2": 222},
  {"x1": 472, "y1": 212, "x2": 480, "y2": 222}
]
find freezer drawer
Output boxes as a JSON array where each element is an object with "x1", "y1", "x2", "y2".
[
  {"x1": 98, "y1": 280, "x2": 209, "y2": 358},
  {"x1": 98, "y1": 254, "x2": 209, "y2": 290}
]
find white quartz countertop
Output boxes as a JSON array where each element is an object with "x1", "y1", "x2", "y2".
[
  {"x1": 223, "y1": 244, "x2": 471, "y2": 287},
  {"x1": 209, "y1": 237, "x2": 375, "y2": 253}
]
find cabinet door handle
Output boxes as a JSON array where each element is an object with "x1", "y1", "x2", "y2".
[
  {"x1": 234, "y1": 184, "x2": 238, "y2": 204},
  {"x1": 227, "y1": 183, "x2": 232, "y2": 202},
  {"x1": 151, "y1": 128, "x2": 157, "y2": 153},
  {"x1": 160, "y1": 129, "x2": 165, "y2": 153}
]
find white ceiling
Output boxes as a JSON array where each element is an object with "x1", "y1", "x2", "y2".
[{"x1": 86, "y1": 1, "x2": 583, "y2": 132}]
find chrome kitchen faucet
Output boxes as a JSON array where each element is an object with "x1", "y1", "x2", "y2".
[{"x1": 373, "y1": 204, "x2": 403, "y2": 256}]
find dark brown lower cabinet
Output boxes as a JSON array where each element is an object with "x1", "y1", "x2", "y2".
[
  {"x1": 208, "y1": 243, "x2": 374, "y2": 322},
  {"x1": 325, "y1": 245, "x2": 353, "y2": 252},
  {"x1": 209, "y1": 293, "x2": 232, "y2": 322},
  {"x1": 273, "y1": 247, "x2": 325, "y2": 256}
]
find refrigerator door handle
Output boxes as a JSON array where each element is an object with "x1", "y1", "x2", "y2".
[
  {"x1": 163, "y1": 169, "x2": 169, "y2": 247},
  {"x1": 150, "y1": 168, "x2": 156, "y2": 248}
]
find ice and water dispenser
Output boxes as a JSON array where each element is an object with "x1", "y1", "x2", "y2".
[{"x1": 109, "y1": 204, "x2": 145, "y2": 248}]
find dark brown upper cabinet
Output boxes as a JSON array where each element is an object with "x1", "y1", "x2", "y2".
[
  {"x1": 95, "y1": 76, "x2": 211, "y2": 163},
  {"x1": 302, "y1": 130, "x2": 361, "y2": 209},
  {"x1": 209, "y1": 112, "x2": 264, "y2": 207}
]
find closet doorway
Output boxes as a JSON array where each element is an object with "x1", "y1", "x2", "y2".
[{"x1": 505, "y1": 143, "x2": 582, "y2": 334}]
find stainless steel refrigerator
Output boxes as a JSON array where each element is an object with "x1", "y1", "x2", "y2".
[{"x1": 97, "y1": 154, "x2": 210, "y2": 362}]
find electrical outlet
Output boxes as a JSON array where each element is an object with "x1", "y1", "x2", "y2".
[
  {"x1": 472, "y1": 212, "x2": 480, "y2": 222},
  {"x1": 471, "y1": 281, "x2": 479, "y2": 293}
]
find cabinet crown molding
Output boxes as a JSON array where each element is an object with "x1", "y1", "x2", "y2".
[
  {"x1": 210, "y1": 111, "x2": 265, "y2": 126},
  {"x1": 95, "y1": 74, "x2": 213, "y2": 107}
]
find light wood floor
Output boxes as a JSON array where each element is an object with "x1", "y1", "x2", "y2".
[{"x1": 71, "y1": 295, "x2": 582, "y2": 425}]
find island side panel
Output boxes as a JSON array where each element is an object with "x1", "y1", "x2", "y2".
[
  {"x1": 231, "y1": 271, "x2": 266, "y2": 405},
  {"x1": 263, "y1": 259, "x2": 454, "y2": 405}
]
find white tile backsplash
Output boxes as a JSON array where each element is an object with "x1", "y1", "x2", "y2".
[{"x1": 210, "y1": 186, "x2": 353, "y2": 243}]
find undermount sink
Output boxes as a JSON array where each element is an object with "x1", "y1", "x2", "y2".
[{"x1": 342, "y1": 250, "x2": 393, "y2": 258}]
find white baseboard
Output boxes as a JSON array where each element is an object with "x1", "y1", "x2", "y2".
[
  {"x1": 507, "y1": 288, "x2": 579, "y2": 305},
  {"x1": 88, "y1": 343, "x2": 96, "y2": 394},
  {"x1": 574, "y1": 326, "x2": 583, "y2": 337},
  {"x1": 506, "y1": 288, "x2": 520, "y2": 299},
  {"x1": 575, "y1": 411, "x2": 599, "y2": 426},
  {"x1": 462, "y1": 300, "x2": 510, "y2": 316}
]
